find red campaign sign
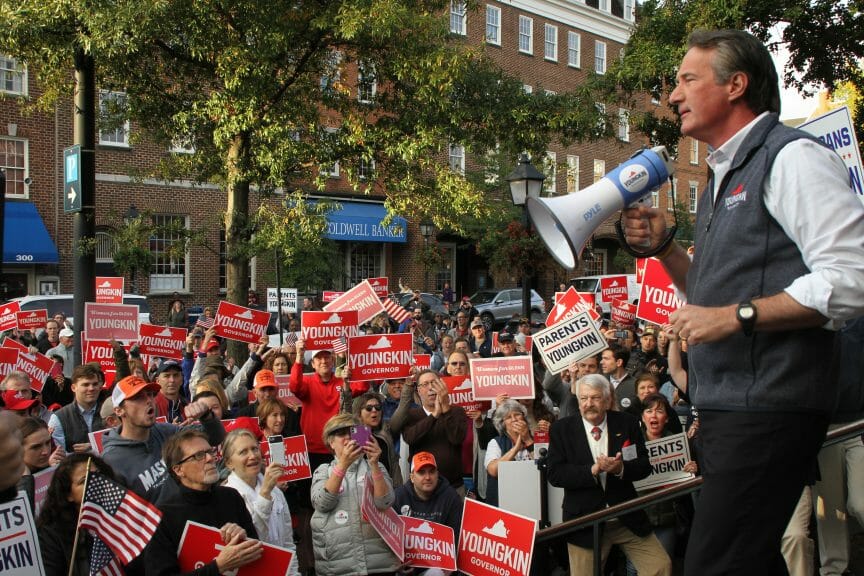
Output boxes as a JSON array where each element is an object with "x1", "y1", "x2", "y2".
[
  {"x1": 490, "y1": 333, "x2": 501, "y2": 356},
  {"x1": 0, "y1": 301, "x2": 21, "y2": 332},
  {"x1": 553, "y1": 291, "x2": 565, "y2": 304},
  {"x1": 545, "y1": 287, "x2": 600, "y2": 327},
  {"x1": 32, "y1": 466, "x2": 55, "y2": 518},
  {"x1": 214, "y1": 301, "x2": 270, "y2": 344},
  {"x1": 95, "y1": 276, "x2": 124, "y2": 304},
  {"x1": 81, "y1": 335, "x2": 149, "y2": 389},
  {"x1": 15, "y1": 350, "x2": 54, "y2": 392},
  {"x1": 301, "y1": 310, "x2": 359, "y2": 351},
  {"x1": 636, "y1": 258, "x2": 648, "y2": 285},
  {"x1": 261, "y1": 434, "x2": 312, "y2": 483},
  {"x1": 138, "y1": 324, "x2": 186, "y2": 360},
  {"x1": 85, "y1": 302, "x2": 139, "y2": 341},
  {"x1": 89, "y1": 428, "x2": 111, "y2": 454},
  {"x1": 522, "y1": 335, "x2": 533, "y2": 353},
  {"x1": 0, "y1": 347, "x2": 18, "y2": 378},
  {"x1": 469, "y1": 356, "x2": 535, "y2": 401},
  {"x1": 458, "y1": 498, "x2": 537, "y2": 576},
  {"x1": 636, "y1": 258, "x2": 683, "y2": 325},
  {"x1": 321, "y1": 291, "x2": 344, "y2": 303},
  {"x1": 274, "y1": 374, "x2": 302, "y2": 409},
  {"x1": 413, "y1": 354, "x2": 431, "y2": 371},
  {"x1": 178, "y1": 521, "x2": 295, "y2": 576},
  {"x1": 323, "y1": 280, "x2": 387, "y2": 325},
  {"x1": 611, "y1": 298, "x2": 637, "y2": 327},
  {"x1": 443, "y1": 375, "x2": 490, "y2": 413},
  {"x1": 362, "y1": 472, "x2": 405, "y2": 561},
  {"x1": 16, "y1": 309, "x2": 48, "y2": 331},
  {"x1": 348, "y1": 333, "x2": 413, "y2": 382},
  {"x1": 600, "y1": 275, "x2": 629, "y2": 303},
  {"x1": 402, "y1": 516, "x2": 457, "y2": 572},
  {"x1": 366, "y1": 277, "x2": 389, "y2": 299}
]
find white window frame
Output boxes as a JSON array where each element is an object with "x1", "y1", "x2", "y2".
[
  {"x1": 449, "y1": 143, "x2": 465, "y2": 175},
  {"x1": 689, "y1": 181, "x2": 699, "y2": 213},
  {"x1": 149, "y1": 214, "x2": 189, "y2": 293},
  {"x1": 0, "y1": 137, "x2": 29, "y2": 199},
  {"x1": 618, "y1": 109, "x2": 630, "y2": 142},
  {"x1": 598, "y1": 0, "x2": 611, "y2": 12},
  {"x1": 566, "y1": 155, "x2": 579, "y2": 194},
  {"x1": 486, "y1": 5, "x2": 501, "y2": 45},
  {"x1": 518, "y1": 16, "x2": 533, "y2": 55},
  {"x1": 593, "y1": 159, "x2": 605, "y2": 184},
  {"x1": 98, "y1": 90, "x2": 130, "y2": 148},
  {"x1": 320, "y1": 50, "x2": 342, "y2": 93},
  {"x1": 544, "y1": 151, "x2": 557, "y2": 194},
  {"x1": 624, "y1": 0, "x2": 635, "y2": 21},
  {"x1": 321, "y1": 127, "x2": 340, "y2": 178},
  {"x1": 689, "y1": 139, "x2": 699, "y2": 165},
  {"x1": 450, "y1": 1, "x2": 467, "y2": 36},
  {"x1": 594, "y1": 41, "x2": 607, "y2": 74},
  {"x1": 357, "y1": 60, "x2": 377, "y2": 103},
  {"x1": 358, "y1": 157, "x2": 375, "y2": 181},
  {"x1": 544, "y1": 24, "x2": 558, "y2": 61},
  {"x1": 0, "y1": 55, "x2": 27, "y2": 96},
  {"x1": 567, "y1": 32, "x2": 581, "y2": 68},
  {"x1": 95, "y1": 230, "x2": 116, "y2": 263}
]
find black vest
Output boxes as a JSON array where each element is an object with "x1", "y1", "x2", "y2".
[{"x1": 56, "y1": 402, "x2": 105, "y2": 452}]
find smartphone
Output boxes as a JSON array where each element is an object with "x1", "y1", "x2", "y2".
[
  {"x1": 615, "y1": 330, "x2": 629, "y2": 339},
  {"x1": 267, "y1": 435, "x2": 286, "y2": 465},
  {"x1": 350, "y1": 425, "x2": 372, "y2": 447}
]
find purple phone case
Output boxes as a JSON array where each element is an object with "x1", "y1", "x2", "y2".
[{"x1": 350, "y1": 425, "x2": 372, "y2": 446}]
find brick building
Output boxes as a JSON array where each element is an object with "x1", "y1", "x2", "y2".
[{"x1": 1, "y1": 1, "x2": 706, "y2": 316}]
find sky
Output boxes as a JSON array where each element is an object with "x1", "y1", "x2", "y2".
[{"x1": 770, "y1": 24, "x2": 821, "y2": 121}]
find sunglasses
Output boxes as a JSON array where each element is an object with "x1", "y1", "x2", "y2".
[
  {"x1": 449, "y1": 361, "x2": 467, "y2": 367},
  {"x1": 363, "y1": 405, "x2": 382, "y2": 412}
]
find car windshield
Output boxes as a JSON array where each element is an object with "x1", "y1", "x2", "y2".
[
  {"x1": 470, "y1": 291, "x2": 498, "y2": 305},
  {"x1": 570, "y1": 279, "x2": 599, "y2": 293}
]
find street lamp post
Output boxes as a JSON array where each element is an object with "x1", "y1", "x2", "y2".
[
  {"x1": 506, "y1": 154, "x2": 545, "y2": 323},
  {"x1": 419, "y1": 219, "x2": 435, "y2": 292}
]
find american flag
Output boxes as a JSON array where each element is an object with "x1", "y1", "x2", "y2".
[
  {"x1": 332, "y1": 335, "x2": 348, "y2": 355},
  {"x1": 284, "y1": 331, "x2": 299, "y2": 347},
  {"x1": 382, "y1": 297, "x2": 411, "y2": 323},
  {"x1": 79, "y1": 472, "x2": 163, "y2": 574},
  {"x1": 196, "y1": 316, "x2": 215, "y2": 329}
]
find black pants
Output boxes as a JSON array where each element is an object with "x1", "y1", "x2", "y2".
[{"x1": 684, "y1": 410, "x2": 828, "y2": 576}]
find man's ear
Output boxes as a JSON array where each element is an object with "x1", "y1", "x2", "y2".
[{"x1": 727, "y1": 70, "x2": 749, "y2": 104}]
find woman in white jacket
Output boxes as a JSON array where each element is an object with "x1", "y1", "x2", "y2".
[{"x1": 222, "y1": 428, "x2": 299, "y2": 575}]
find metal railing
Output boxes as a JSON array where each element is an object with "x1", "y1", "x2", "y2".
[{"x1": 534, "y1": 418, "x2": 864, "y2": 575}]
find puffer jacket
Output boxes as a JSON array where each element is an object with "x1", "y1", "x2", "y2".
[{"x1": 310, "y1": 458, "x2": 400, "y2": 575}]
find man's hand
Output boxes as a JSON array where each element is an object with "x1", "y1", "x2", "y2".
[
  {"x1": 621, "y1": 205, "x2": 667, "y2": 250},
  {"x1": 295, "y1": 338, "x2": 305, "y2": 361},
  {"x1": 184, "y1": 399, "x2": 212, "y2": 421},
  {"x1": 668, "y1": 304, "x2": 739, "y2": 345},
  {"x1": 219, "y1": 523, "x2": 246, "y2": 544},
  {"x1": 214, "y1": 538, "x2": 262, "y2": 572},
  {"x1": 71, "y1": 443, "x2": 92, "y2": 454},
  {"x1": 597, "y1": 453, "x2": 624, "y2": 475}
]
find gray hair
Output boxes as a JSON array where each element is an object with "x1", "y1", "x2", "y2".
[
  {"x1": 575, "y1": 373, "x2": 612, "y2": 401},
  {"x1": 222, "y1": 428, "x2": 258, "y2": 465},
  {"x1": 492, "y1": 399, "x2": 528, "y2": 435},
  {"x1": 1, "y1": 371, "x2": 30, "y2": 390}
]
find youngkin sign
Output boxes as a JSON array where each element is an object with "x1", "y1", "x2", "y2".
[
  {"x1": 178, "y1": 521, "x2": 294, "y2": 576},
  {"x1": 95, "y1": 277, "x2": 124, "y2": 304},
  {"x1": 545, "y1": 287, "x2": 600, "y2": 327},
  {"x1": 214, "y1": 301, "x2": 270, "y2": 344},
  {"x1": 469, "y1": 356, "x2": 535, "y2": 401},
  {"x1": 138, "y1": 324, "x2": 186, "y2": 360},
  {"x1": 323, "y1": 280, "x2": 386, "y2": 325},
  {"x1": 402, "y1": 517, "x2": 457, "y2": 572},
  {"x1": 458, "y1": 498, "x2": 536, "y2": 576},
  {"x1": 348, "y1": 333, "x2": 413, "y2": 382},
  {"x1": 636, "y1": 258, "x2": 683, "y2": 325},
  {"x1": 0, "y1": 302, "x2": 22, "y2": 332},
  {"x1": 16, "y1": 309, "x2": 47, "y2": 332},
  {"x1": 532, "y1": 311, "x2": 608, "y2": 375},
  {"x1": 301, "y1": 310, "x2": 359, "y2": 351},
  {"x1": 0, "y1": 493, "x2": 46, "y2": 575},
  {"x1": 84, "y1": 302, "x2": 139, "y2": 341},
  {"x1": 443, "y1": 375, "x2": 490, "y2": 413}
]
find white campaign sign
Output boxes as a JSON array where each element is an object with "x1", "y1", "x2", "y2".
[
  {"x1": 267, "y1": 288, "x2": 298, "y2": 313},
  {"x1": 532, "y1": 311, "x2": 608, "y2": 374},
  {"x1": 797, "y1": 106, "x2": 863, "y2": 202},
  {"x1": 0, "y1": 492, "x2": 46, "y2": 575}
]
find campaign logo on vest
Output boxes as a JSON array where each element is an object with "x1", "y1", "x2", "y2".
[
  {"x1": 600, "y1": 276, "x2": 629, "y2": 303},
  {"x1": 636, "y1": 258, "x2": 683, "y2": 325},
  {"x1": 16, "y1": 309, "x2": 47, "y2": 332},
  {"x1": 348, "y1": 333, "x2": 413, "y2": 382},
  {"x1": 323, "y1": 280, "x2": 387, "y2": 325},
  {"x1": 0, "y1": 302, "x2": 22, "y2": 332},
  {"x1": 301, "y1": 310, "x2": 359, "y2": 351},
  {"x1": 402, "y1": 517, "x2": 457, "y2": 571},
  {"x1": 545, "y1": 287, "x2": 600, "y2": 327},
  {"x1": 724, "y1": 183, "x2": 748, "y2": 210},
  {"x1": 214, "y1": 301, "x2": 270, "y2": 344},
  {"x1": 443, "y1": 375, "x2": 490, "y2": 413},
  {"x1": 366, "y1": 276, "x2": 389, "y2": 299},
  {"x1": 469, "y1": 356, "x2": 534, "y2": 400},
  {"x1": 138, "y1": 324, "x2": 186, "y2": 360},
  {"x1": 458, "y1": 498, "x2": 536, "y2": 576},
  {"x1": 177, "y1": 521, "x2": 294, "y2": 576},
  {"x1": 95, "y1": 277, "x2": 124, "y2": 304},
  {"x1": 84, "y1": 302, "x2": 139, "y2": 341}
]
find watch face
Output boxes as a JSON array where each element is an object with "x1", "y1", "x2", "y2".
[{"x1": 739, "y1": 306, "x2": 755, "y2": 320}]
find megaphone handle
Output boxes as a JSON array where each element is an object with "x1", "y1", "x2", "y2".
[{"x1": 614, "y1": 211, "x2": 678, "y2": 258}]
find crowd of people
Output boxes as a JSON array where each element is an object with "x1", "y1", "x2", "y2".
[{"x1": 1, "y1": 27, "x2": 864, "y2": 576}]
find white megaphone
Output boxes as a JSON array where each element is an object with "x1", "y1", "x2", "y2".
[{"x1": 527, "y1": 146, "x2": 673, "y2": 269}]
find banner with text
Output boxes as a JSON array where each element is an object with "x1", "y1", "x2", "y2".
[
  {"x1": 214, "y1": 301, "x2": 270, "y2": 344},
  {"x1": 15, "y1": 350, "x2": 54, "y2": 392},
  {"x1": 267, "y1": 288, "x2": 298, "y2": 314},
  {"x1": 0, "y1": 347, "x2": 18, "y2": 378},
  {"x1": 0, "y1": 493, "x2": 46, "y2": 575},
  {"x1": 84, "y1": 302, "x2": 139, "y2": 341},
  {"x1": 402, "y1": 516, "x2": 457, "y2": 572},
  {"x1": 348, "y1": 333, "x2": 413, "y2": 382},
  {"x1": 366, "y1": 277, "x2": 389, "y2": 299},
  {"x1": 16, "y1": 309, "x2": 47, "y2": 332},
  {"x1": 274, "y1": 374, "x2": 302, "y2": 409},
  {"x1": 301, "y1": 310, "x2": 359, "y2": 351},
  {"x1": 546, "y1": 287, "x2": 600, "y2": 327},
  {"x1": 636, "y1": 258, "x2": 683, "y2": 326},
  {"x1": 323, "y1": 280, "x2": 386, "y2": 325},
  {"x1": 470, "y1": 356, "x2": 535, "y2": 400},
  {"x1": 798, "y1": 106, "x2": 863, "y2": 200},
  {"x1": 600, "y1": 276, "x2": 629, "y2": 303},
  {"x1": 95, "y1": 277, "x2": 124, "y2": 304},
  {"x1": 178, "y1": 521, "x2": 294, "y2": 576},
  {"x1": 533, "y1": 311, "x2": 608, "y2": 375},
  {"x1": 0, "y1": 302, "x2": 22, "y2": 332},
  {"x1": 443, "y1": 375, "x2": 490, "y2": 413},
  {"x1": 632, "y1": 432, "x2": 694, "y2": 491},
  {"x1": 362, "y1": 473, "x2": 405, "y2": 561},
  {"x1": 458, "y1": 498, "x2": 536, "y2": 576},
  {"x1": 138, "y1": 324, "x2": 186, "y2": 360},
  {"x1": 611, "y1": 299, "x2": 637, "y2": 327}
]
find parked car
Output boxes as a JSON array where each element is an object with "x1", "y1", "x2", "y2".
[
  {"x1": 12, "y1": 294, "x2": 152, "y2": 327},
  {"x1": 396, "y1": 292, "x2": 450, "y2": 318},
  {"x1": 470, "y1": 288, "x2": 545, "y2": 330}
]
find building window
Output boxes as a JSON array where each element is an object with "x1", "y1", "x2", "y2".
[
  {"x1": 518, "y1": 16, "x2": 533, "y2": 54},
  {"x1": 347, "y1": 243, "x2": 382, "y2": 286},
  {"x1": 486, "y1": 5, "x2": 501, "y2": 45},
  {"x1": 357, "y1": 60, "x2": 376, "y2": 103},
  {"x1": 149, "y1": 214, "x2": 188, "y2": 292},
  {"x1": 567, "y1": 32, "x2": 581, "y2": 68},
  {"x1": 624, "y1": 0, "x2": 635, "y2": 21},
  {"x1": 544, "y1": 151, "x2": 557, "y2": 195},
  {"x1": 544, "y1": 24, "x2": 558, "y2": 61},
  {"x1": 689, "y1": 139, "x2": 699, "y2": 165},
  {"x1": 668, "y1": 179, "x2": 677, "y2": 211},
  {"x1": 320, "y1": 50, "x2": 342, "y2": 93},
  {"x1": 582, "y1": 248, "x2": 607, "y2": 276},
  {"x1": 95, "y1": 231, "x2": 116, "y2": 263},
  {"x1": 450, "y1": 1, "x2": 467, "y2": 36},
  {"x1": 433, "y1": 243, "x2": 456, "y2": 291},
  {"x1": 594, "y1": 102, "x2": 607, "y2": 134},
  {"x1": 321, "y1": 128, "x2": 340, "y2": 178},
  {"x1": 98, "y1": 91, "x2": 130, "y2": 147},
  {"x1": 484, "y1": 145, "x2": 500, "y2": 185},
  {"x1": 651, "y1": 189, "x2": 659, "y2": 208},
  {"x1": 598, "y1": 0, "x2": 610, "y2": 12},
  {"x1": 566, "y1": 155, "x2": 579, "y2": 193},
  {"x1": 358, "y1": 157, "x2": 375, "y2": 181},
  {"x1": 0, "y1": 137, "x2": 28, "y2": 199},
  {"x1": 448, "y1": 144, "x2": 465, "y2": 175},
  {"x1": 523, "y1": 84, "x2": 533, "y2": 94},
  {"x1": 618, "y1": 109, "x2": 630, "y2": 141},
  {"x1": 0, "y1": 55, "x2": 26, "y2": 96},
  {"x1": 689, "y1": 181, "x2": 698, "y2": 213},
  {"x1": 594, "y1": 41, "x2": 607, "y2": 74},
  {"x1": 593, "y1": 159, "x2": 605, "y2": 183}
]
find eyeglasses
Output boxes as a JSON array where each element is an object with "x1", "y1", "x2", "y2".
[
  {"x1": 449, "y1": 361, "x2": 467, "y2": 367},
  {"x1": 177, "y1": 447, "x2": 218, "y2": 465},
  {"x1": 330, "y1": 427, "x2": 351, "y2": 438},
  {"x1": 363, "y1": 405, "x2": 382, "y2": 412}
]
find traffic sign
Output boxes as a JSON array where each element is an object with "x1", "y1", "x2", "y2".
[{"x1": 63, "y1": 145, "x2": 82, "y2": 213}]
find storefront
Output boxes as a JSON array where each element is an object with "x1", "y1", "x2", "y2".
[{"x1": 1, "y1": 201, "x2": 60, "y2": 300}]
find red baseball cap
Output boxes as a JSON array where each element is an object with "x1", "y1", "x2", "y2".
[
  {"x1": 204, "y1": 339, "x2": 221, "y2": 352},
  {"x1": 2, "y1": 389, "x2": 39, "y2": 412}
]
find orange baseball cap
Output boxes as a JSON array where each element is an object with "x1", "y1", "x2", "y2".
[
  {"x1": 111, "y1": 375, "x2": 160, "y2": 406},
  {"x1": 254, "y1": 369, "x2": 277, "y2": 389},
  {"x1": 411, "y1": 451, "x2": 438, "y2": 472}
]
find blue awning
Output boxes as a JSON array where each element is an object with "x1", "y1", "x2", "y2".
[
  {"x1": 324, "y1": 201, "x2": 407, "y2": 243},
  {"x1": 3, "y1": 201, "x2": 60, "y2": 264}
]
